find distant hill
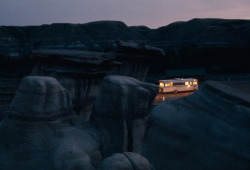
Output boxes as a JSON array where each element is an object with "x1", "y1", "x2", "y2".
[
  {"x1": 0, "y1": 21, "x2": 147, "y2": 57},
  {"x1": 1, "y1": 18, "x2": 250, "y2": 74},
  {"x1": 148, "y1": 18, "x2": 250, "y2": 49},
  {"x1": 1, "y1": 18, "x2": 250, "y2": 58}
]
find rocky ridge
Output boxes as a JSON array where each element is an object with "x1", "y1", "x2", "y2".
[{"x1": 1, "y1": 18, "x2": 250, "y2": 58}]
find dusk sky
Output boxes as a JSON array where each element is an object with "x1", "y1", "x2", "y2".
[{"x1": 0, "y1": 0, "x2": 250, "y2": 28}]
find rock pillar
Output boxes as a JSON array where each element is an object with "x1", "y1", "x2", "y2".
[{"x1": 91, "y1": 75, "x2": 158, "y2": 157}]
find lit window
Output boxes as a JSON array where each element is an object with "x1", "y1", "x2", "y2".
[
  {"x1": 165, "y1": 83, "x2": 170, "y2": 86},
  {"x1": 185, "y1": 82, "x2": 189, "y2": 85},
  {"x1": 193, "y1": 82, "x2": 197, "y2": 85},
  {"x1": 159, "y1": 82, "x2": 164, "y2": 87}
]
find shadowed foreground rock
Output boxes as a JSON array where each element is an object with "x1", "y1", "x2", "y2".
[
  {"x1": 91, "y1": 75, "x2": 159, "y2": 157},
  {"x1": 0, "y1": 76, "x2": 153, "y2": 170},
  {"x1": 143, "y1": 81, "x2": 250, "y2": 170},
  {"x1": 0, "y1": 76, "x2": 102, "y2": 170}
]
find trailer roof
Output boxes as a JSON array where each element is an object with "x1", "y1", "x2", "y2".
[{"x1": 159, "y1": 78, "x2": 198, "y2": 82}]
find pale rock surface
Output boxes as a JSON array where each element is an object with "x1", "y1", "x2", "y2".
[{"x1": 97, "y1": 152, "x2": 151, "y2": 170}]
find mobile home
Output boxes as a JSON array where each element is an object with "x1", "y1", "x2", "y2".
[{"x1": 159, "y1": 78, "x2": 198, "y2": 93}]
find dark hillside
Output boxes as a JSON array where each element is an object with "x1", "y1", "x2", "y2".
[{"x1": 0, "y1": 18, "x2": 250, "y2": 73}]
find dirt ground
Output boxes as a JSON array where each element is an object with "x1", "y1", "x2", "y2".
[
  {"x1": 224, "y1": 81, "x2": 250, "y2": 94},
  {"x1": 153, "y1": 91, "x2": 194, "y2": 105}
]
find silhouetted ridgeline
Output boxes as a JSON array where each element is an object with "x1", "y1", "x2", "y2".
[{"x1": 1, "y1": 18, "x2": 250, "y2": 73}]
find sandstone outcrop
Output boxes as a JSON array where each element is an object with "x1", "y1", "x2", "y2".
[
  {"x1": 91, "y1": 75, "x2": 159, "y2": 157},
  {"x1": 0, "y1": 76, "x2": 102, "y2": 169},
  {"x1": 143, "y1": 81, "x2": 250, "y2": 170},
  {"x1": 98, "y1": 152, "x2": 151, "y2": 170},
  {"x1": 0, "y1": 76, "x2": 156, "y2": 170},
  {"x1": 30, "y1": 49, "x2": 119, "y2": 121}
]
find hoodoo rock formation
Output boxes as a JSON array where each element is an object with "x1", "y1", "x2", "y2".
[
  {"x1": 29, "y1": 41, "x2": 164, "y2": 121},
  {"x1": 110, "y1": 40, "x2": 165, "y2": 81},
  {"x1": 0, "y1": 76, "x2": 102, "y2": 169},
  {"x1": 30, "y1": 49, "x2": 119, "y2": 121},
  {"x1": 143, "y1": 81, "x2": 250, "y2": 170},
  {"x1": 0, "y1": 76, "x2": 155, "y2": 170},
  {"x1": 91, "y1": 75, "x2": 159, "y2": 157}
]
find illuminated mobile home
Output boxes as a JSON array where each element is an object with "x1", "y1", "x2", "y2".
[{"x1": 159, "y1": 78, "x2": 198, "y2": 93}]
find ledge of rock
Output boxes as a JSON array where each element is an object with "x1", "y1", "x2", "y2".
[
  {"x1": 31, "y1": 49, "x2": 120, "y2": 75},
  {"x1": 143, "y1": 81, "x2": 250, "y2": 170},
  {"x1": 30, "y1": 49, "x2": 120, "y2": 121},
  {"x1": 110, "y1": 40, "x2": 165, "y2": 81},
  {"x1": 115, "y1": 40, "x2": 165, "y2": 58}
]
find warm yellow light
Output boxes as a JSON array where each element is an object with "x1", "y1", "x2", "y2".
[
  {"x1": 160, "y1": 82, "x2": 164, "y2": 87},
  {"x1": 165, "y1": 83, "x2": 170, "y2": 86},
  {"x1": 185, "y1": 82, "x2": 189, "y2": 85},
  {"x1": 193, "y1": 82, "x2": 197, "y2": 85}
]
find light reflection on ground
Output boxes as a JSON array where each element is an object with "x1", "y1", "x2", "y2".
[{"x1": 154, "y1": 91, "x2": 194, "y2": 105}]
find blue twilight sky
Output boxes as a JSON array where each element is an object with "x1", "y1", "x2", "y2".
[{"x1": 0, "y1": 0, "x2": 250, "y2": 28}]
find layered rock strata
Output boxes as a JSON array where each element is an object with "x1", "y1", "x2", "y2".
[
  {"x1": 110, "y1": 40, "x2": 165, "y2": 81},
  {"x1": 143, "y1": 81, "x2": 250, "y2": 170},
  {"x1": 91, "y1": 75, "x2": 159, "y2": 157},
  {"x1": 30, "y1": 49, "x2": 119, "y2": 121}
]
